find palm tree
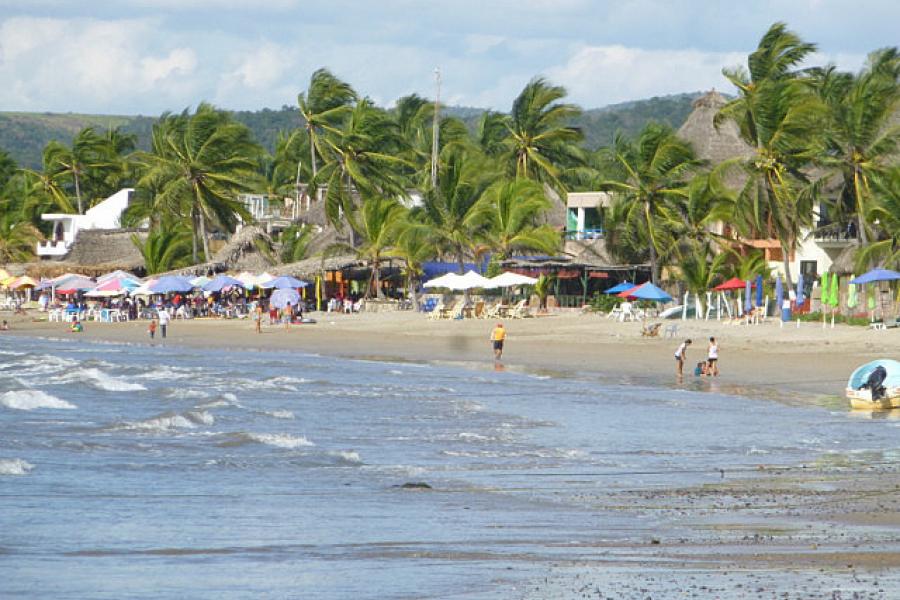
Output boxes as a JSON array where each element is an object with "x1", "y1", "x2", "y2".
[
  {"x1": 812, "y1": 48, "x2": 900, "y2": 245},
  {"x1": 599, "y1": 123, "x2": 702, "y2": 284},
  {"x1": 858, "y1": 167, "x2": 900, "y2": 269},
  {"x1": 134, "y1": 103, "x2": 260, "y2": 263},
  {"x1": 332, "y1": 195, "x2": 405, "y2": 298},
  {"x1": 716, "y1": 22, "x2": 822, "y2": 289},
  {"x1": 297, "y1": 68, "x2": 356, "y2": 181},
  {"x1": 389, "y1": 219, "x2": 435, "y2": 309},
  {"x1": 132, "y1": 226, "x2": 193, "y2": 275},
  {"x1": 472, "y1": 178, "x2": 560, "y2": 260},
  {"x1": 280, "y1": 223, "x2": 314, "y2": 263},
  {"x1": 43, "y1": 127, "x2": 111, "y2": 214},
  {"x1": 502, "y1": 77, "x2": 584, "y2": 194},
  {"x1": 418, "y1": 147, "x2": 494, "y2": 271},
  {"x1": 678, "y1": 251, "x2": 731, "y2": 297},
  {"x1": 0, "y1": 214, "x2": 42, "y2": 262},
  {"x1": 314, "y1": 98, "x2": 410, "y2": 228}
]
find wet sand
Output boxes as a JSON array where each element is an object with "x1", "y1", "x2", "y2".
[{"x1": 5, "y1": 309, "x2": 900, "y2": 597}]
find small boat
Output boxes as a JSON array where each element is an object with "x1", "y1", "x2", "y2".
[{"x1": 846, "y1": 359, "x2": 900, "y2": 410}]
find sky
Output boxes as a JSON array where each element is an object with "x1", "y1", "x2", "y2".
[{"x1": 0, "y1": 0, "x2": 897, "y2": 115}]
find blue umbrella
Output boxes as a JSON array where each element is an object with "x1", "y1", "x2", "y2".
[
  {"x1": 755, "y1": 274, "x2": 763, "y2": 307},
  {"x1": 604, "y1": 281, "x2": 633, "y2": 294},
  {"x1": 849, "y1": 268, "x2": 900, "y2": 284},
  {"x1": 148, "y1": 275, "x2": 195, "y2": 294},
  {"x1": 744, "y1": 280, "x2": 751, "y2": 312},
  {"x1": 796, "y1": 272, "x2": 805, "y2": 306},
  {"x1": 202, "y1": 275, "x2": 244, "y2": 293},
  {"x1": 261, "y1": 275, "x2": 309, "y2": 289},
  {"x1": 626, "y1": 282, "x2": 672, "y2": 302},
  {"x1": 269, "y1": 288, "x2": 300, "y2": 309},
  {"x1": 775, "y1": 276, "x2": 784, "y2": 312}
]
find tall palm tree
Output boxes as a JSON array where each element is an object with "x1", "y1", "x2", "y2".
[
  {"x1": 297, "y1": 68, "x2": 356, "y2": 181},
  {"x1": 716, "y1": 22, "x2": 822, "y2": 289},
  {"x1": 134, "y1": 103, "x2": 260, "y2": 263},
  {"x1": 502, "y1": 77, "x2": 584, "y2": 194},
  {"x1": 418, "y1": 147, "x2": 495, "y2": 271},
  {"x1": 599, "y1": 123, "x2": 702, "y2": 284},
  {"x1": 812, "y1": 48, "x2": 900, "y2": 245},
  {"x1": 471, "y1": 178, "x2": 560, "y2": 260},
  {"x1": 858, "y1": 167, "x2": 900, "y2": 269},
  {"x1": 43, "y1": 127, "x2": 111, "y2": 214},
  {"x1": 0, "y1": 208, "x2": 42, "y2": 263},
  {"x1": 389, "y1": 219, "x2": 435, "y2": 309},
  {"x1": 131, "y1": 225, "x2": 194, "y2": 275}
]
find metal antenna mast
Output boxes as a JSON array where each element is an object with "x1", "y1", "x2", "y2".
[{"x1": 430, "y1": 67, "x2": 441, "y2": 189}]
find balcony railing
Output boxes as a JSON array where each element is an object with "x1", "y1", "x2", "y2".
[
  {"x1": 814, "y1": 221, "x2": 857, "y2": 244},
  {"x1": 565, "y1": 228, "x2": 605, "y2": 241},
  {"x1": 36, "y1": 240, "x2": 71, "y2": 256}
]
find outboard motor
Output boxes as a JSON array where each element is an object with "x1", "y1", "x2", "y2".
[{"x1": 860, "y1": 365, "x2": 888, "y2": 400}]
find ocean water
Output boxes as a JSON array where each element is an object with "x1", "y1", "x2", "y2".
[{"x1": 1, "y1": 335, "x2": 898, "y2": 599}]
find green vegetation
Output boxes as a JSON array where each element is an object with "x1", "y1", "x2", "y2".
[{"x1": 0, "y1": 21, "x2": 897, "y2": 303}]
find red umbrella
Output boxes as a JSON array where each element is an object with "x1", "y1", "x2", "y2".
[{"x1": 713, "y1": 277, "x2": 747, "y2": 291}]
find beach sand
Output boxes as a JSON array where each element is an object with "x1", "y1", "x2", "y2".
[{"x1": 5, "y1": 309, "x2": 900, "y2": 596}]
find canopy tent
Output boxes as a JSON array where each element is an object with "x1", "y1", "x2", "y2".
[
  {"x1": 850, "y1": 269, "x2": 900, "y2": 284},
  {"x1": 269, "y1": 288, "x2": 300, "y2": 309},
  {"x1": 487, "y1": 272, "x2": 538, "y2": 288},
  {"x1": 604, "y1": 281, "x2": 634, "y2": 294},
  {"x1": 618, "y1": 282, "x2": 673, "y2": 302},
  {"x1": 260, "y1": 275, "x2": 309, "y2": 289},
  {"x1": 202, "y1": 275, "x2": 245, "y2": 293},
  {"x1": 148, "y1": 275, "x2": 195, "y2": 294},
  {"x1": 713, "y1": 277, "x2": 747, "y2": 291},
  {"x1": 449, "y1": 270, "x2": 492, "y2": 290}
]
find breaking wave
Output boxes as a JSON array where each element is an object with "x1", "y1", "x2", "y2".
[
  {"x1": 112, "y1": 411, "x2": 214, "y2": 432},
  {"x1": 0, "y1": 390, "x2": 76, "y2": 411},
  {"x1": 53, "y1": 368, "x2": 147, "y2": 392},
  {"x1": 0, "y1": 459, "x2": 34, "y2": 476},
  {"x1": 220, "y1": 433, "x2": 315, "y2": 449}
]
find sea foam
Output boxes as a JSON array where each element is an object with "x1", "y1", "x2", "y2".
[
  {"x1": 54, "y1": 368, "x2": 147, "y2": 392},
  {"x1": 0, "y1": 390, "x2": 76, "y2": 411},
  {"x1": 0, "y1": 459, "x2": 34, "y2": 476},
  {"x1": 222, "y1": 433, "x2": 315, "y2": 449}
]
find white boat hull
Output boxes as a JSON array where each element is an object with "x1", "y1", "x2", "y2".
[{"x1": 846, "y1": 387, "x2": 900, "y2": 410}]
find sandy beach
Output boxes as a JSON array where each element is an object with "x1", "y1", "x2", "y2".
[{"x1": 5, "y1": 309, "x2": 900, "y2": 597}]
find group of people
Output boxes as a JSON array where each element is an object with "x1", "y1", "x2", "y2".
[{"x1": 674, "y1": 337, "x2": 720, "y2": 379}]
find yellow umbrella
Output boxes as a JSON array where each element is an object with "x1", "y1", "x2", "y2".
[{"x1": 11, "y1": 276, "x2": 37, "y2": 289}]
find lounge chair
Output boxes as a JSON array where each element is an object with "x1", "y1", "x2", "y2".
[
  {"x1": 482, "y1": 302, "x2": 500, "y2": 319},
  {"x1": 427, "y1": 302, "x2": 445, "y2": 320},
  {"x1": 508, "y1": 299, "x2": 531, "y2": 319},
  {"x1": 640, "y1": 322, "x2": 662, "y2": 337}
]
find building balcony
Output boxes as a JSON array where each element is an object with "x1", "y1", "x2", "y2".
[
  {"x1": 813, "y1": 222, "x2": 858, "y2": 247},
  {"x1": 37, "y1": 240, "x2": 71, "y2": 257},
  {"x1": 564, "y1": 228, "x2": 605, "y2": 241}
]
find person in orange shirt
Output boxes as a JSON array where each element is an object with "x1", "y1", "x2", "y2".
[{"x1": 490, "y1": 323, "x2": 506, "y2": 360}]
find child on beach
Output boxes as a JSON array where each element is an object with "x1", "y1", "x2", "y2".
[
  {"x1": 490, "y1": 322, "x2": 506, "y2": 360},
  {"x1": 0, "y1": 320, "x2": 9, "y2": 331},
  {"x1": 70, "y1": 319, "x2": 83, "y2": 333},
  {"x1": 674, "y1": 339, "x2": 691, "y2": 378},
  {"x1": 148, "y1": 319, "x2": 158, "y2": 339},
  {"x1": 694, "y1": 361, "x2": 707, "y2": 377}
]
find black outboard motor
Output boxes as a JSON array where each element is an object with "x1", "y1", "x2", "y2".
[{"x1": 860, "y1": 365, "x2": 888, "y2": 400}]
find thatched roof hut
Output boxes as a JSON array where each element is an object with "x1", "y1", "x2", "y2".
[
  {"x1": 212, "y1": 225, "x2": 276, "y2": 272},
  {"x1": 27, "y1": 229, "x2": 147, "y2": 278},
  {"x1": 830, "y1": 244, "x2": 860, "y2": 275},
  {"x1": 273, "y1": 254, "x2": 369, "y2": 277},
  {"x1": 677, "y1": 90, "x2": 754, "y2": 165}
]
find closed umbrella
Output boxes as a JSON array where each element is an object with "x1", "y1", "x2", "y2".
[
  {"x1": 848, "y1": 276, "x2": 858, "y2": 309},
  {"x1": 755, "y1": 274, "x2": 763, "y2": 307},
  {"x1": 796, "y1": 272, "x2": 805, "y2": 306},
  {"x1": 775, "y1": 276, "x2": 786, "y2": 322},
  {"x1": 828, "y1": 273, "x2": 839, "y2": 307},
  {"x1": 744, "y1": 280, "x2": 751, "y2": 312},
  {"x1": 269, "y1": 288, "x2": 300, "y2": 309},
  {"x1": 820, "y1": 272, "x2": 829, "y2": 305}
]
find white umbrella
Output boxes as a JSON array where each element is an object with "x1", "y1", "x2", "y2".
[
  {"x1": 487, "y1": 272, "x2": 538, "y2": 288},
  {"x1": 423, "y1": 272, "x2": 463, "y2": 289},
  {"x1": 449, "y1": 270, "x2": 493, "y2": 290}
]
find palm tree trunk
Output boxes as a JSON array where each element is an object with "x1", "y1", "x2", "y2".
[
  {"x1": 74, "y1": 170, "x2": 83, "y2": 214},
  {"x1": 644, "y1": 201, "x2": 659, "y2": 285},
  {"x1": 781, "y1": 241, "x2": 794, "y2": 292},
  {"x1": 853, "y1": 170, "x2": 869, "y2": 245},
  {"x1": 191, "y1": 210, "x2": 199, "y2": 264},
  {"x1": 373, "y1": 257, "x2": 383, "y2": 299},
  {"x1": 199, "y1": 215, "x2": 211, "y2": 263},
  {"x1": 407, "y1": 271, "x2": 419, "y2": 310}
]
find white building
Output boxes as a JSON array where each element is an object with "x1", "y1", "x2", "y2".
[{"x1": 37, "y1": 188, "x2": 134, "y2": 258}]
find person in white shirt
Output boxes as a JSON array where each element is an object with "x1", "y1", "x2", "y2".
[
  {"x1": 157, "y1": 308, "x2": 170, "y2": 339},
  {"x1": 707, "y1": 337, "x2": 719, "y2": 377},
  {"x1": 674, "y1": 338, "x2": 692, "y2": 378}
]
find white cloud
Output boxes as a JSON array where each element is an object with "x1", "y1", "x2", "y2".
[{"x1": 547, "y1": 45, "x2": 748, "y2": 106}]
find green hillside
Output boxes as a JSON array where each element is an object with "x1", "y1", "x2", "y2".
[{"x1": 0, "y1": 93, "x2": 701, "y2": 169}]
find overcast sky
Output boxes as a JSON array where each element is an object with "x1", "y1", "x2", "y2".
[{"x1": 0, "y1": 0, "x2": 897, "y2": 115}]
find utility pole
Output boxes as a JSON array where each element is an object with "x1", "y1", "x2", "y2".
[
  {"x1": 294, "y1": 160, "x2": 303, "y2": 218},
  {"x1": 430, "y1": 67, "x2": 441, "y2": 190}
]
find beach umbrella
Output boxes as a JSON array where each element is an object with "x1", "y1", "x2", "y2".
[
  {"x1": 449, "y1": 270, "x2": 492, "y2": 290},
  {"x1": 488, "y1": 272, "x2": 539, "y2": 288},
  {"x1": 148, "y1": 275, "x2": 195, "y2": 294},
  {"x1": 848, "y1": 276, "x2": 858, "y2": 309},
  {"x1": 713, "y1": 277, "x2": 746, "y2": 291},
  {"x1": 97, "y1": 270, "x2": 141, "y2": 286},
  {"x1": 190, "y1": 275, "x2": 211, "y2": 287},
  {"x1": 828, "y1": 272, "x2": 839, "y2": 307},
  {"x1": 775, "y1": 275, "x2": 784, "y2": 311},
  {"x1": 56, "y1": 275, "x2": 97, "y2": 294},
  {"x1": 849, "y1": 268, "x2": 900, "y2": 284},
  {"x1": 85, "y1": 276, "x2": 138, "y2": 297},
  {"x1": 796, "y1": 272, "x2": 805, "y2": 306},
  {"x1": 203, "y1": 275, "x2": 244, "y2": 293},
  {"x1": 423, "y1": 272, "x2": 463, "y2": 289},
  {"x1": 604, "y1": 281, "x2": 634, "y2": 294},
  {"x1": 260, "y1": 275, "x2": 309, "y2": 289},
  {"x1": 744, "y1": 280, "x2": 751, "y2": 311},
  {"x1": 618, "y1": 282, "x2": 672, "y2": 302},
  {"x1": 269, "y1": 288, "x2": 300, "y2": 309},
  {"x1": 9, "y1": 276, "x2": 38, "y2": 289},
  {"x1": 820, "y1": 271, "x2": 829, "y2": 305},
  {"x1": 755, "y1": 274, "x2": 763, "y2": 307}
]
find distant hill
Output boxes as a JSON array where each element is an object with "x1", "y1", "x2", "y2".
[{"x1": 0, "y1": 93, "x2": 702, "y2": 169}]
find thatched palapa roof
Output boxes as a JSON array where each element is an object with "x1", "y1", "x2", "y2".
[
  {"x1": 159, "y1": 225, "x2": 276, "y2": 276},
  {"x1": 273, "y1": 254, "x2": 370, "y2": 277},
  {"x1": 27, "y1": 229, "x2": 148, "y2": 278},
  {"x1": 677, "y1": 90, "x2": 754, "y2": 165}
]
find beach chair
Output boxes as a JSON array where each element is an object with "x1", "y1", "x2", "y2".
[
  {"x1": 482, "y1": 302, "x2": 499, "y2": 319},
  {"x1": 438, "y1": 302, "x2": 456, "y2": 319},
  {"x1": 427, "y1": 302, "x2": 445, "y2": 320},
  {"x1": 640, "y1": 322, "x2": 662, "y2": 337},
  {"x1": 472, "y1": 300, "x2": 485, "y2": 319},
  {"x1": 663, "y1": 323, "x2": 679, "y2": 339},
  {"x1": 508, "y1": 299, "x2": 531, "y2": 319}
]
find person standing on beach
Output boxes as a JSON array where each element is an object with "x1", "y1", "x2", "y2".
[
  {"x1": 157, "y1": 308, "x2": 170, "y2": 339},
  {"x1": 490, "y1": 322, "x2": 506, "y2": 360},
  {"x1": 707, "y1": 337, "x2": 719, "y2": 377},
  {"x1": 148, "y1": 318, "x2": 157, "y2": 339},
  {"x1": 674, "y1": 338, "x2": 691, "y2": 378},
  {"x1": 254, "y1": 303, "x2": 263, "y2": 334},
  {"x1": 283, "y1": 303, "x2": 293, "y2": 330}
]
